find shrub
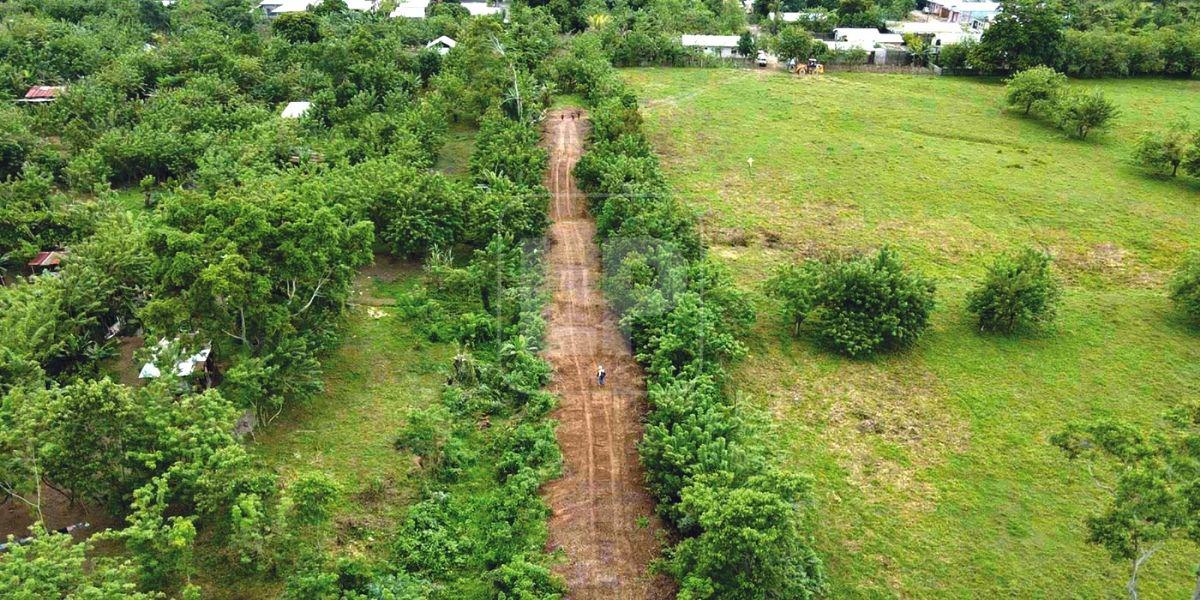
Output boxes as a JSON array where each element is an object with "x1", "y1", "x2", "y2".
[
  {"x1": 1169, "y1": 251, "x2": 1200, "y2": 323},
  {"x1": 1055, "y1": 90, "x2": 1117, "y2": 140},
  {"x1": 272, "y1": 12, "x2": 322, "y2": 44},
  {"x1": 768, "y1": 248, "x2": 936, "y2": 357},
  {"x1": 286, "y1": 472, "x2": 342, "y2": 527},
  {"x1": 966, "y1": 248, "x2": 1061, "y2": 334},
  {"x1": 1004, "y1": 66, "x2": 1067, "y2": 116},
  {"x1": 668, "y1": 471, "x2": 826, "y2": 600},
  {"x1": 1134, "y1": 121, "x2": 1197, "y2": 177},
  {"x1": 936, "y1": 41, "x2": 975, "y2": 71}
]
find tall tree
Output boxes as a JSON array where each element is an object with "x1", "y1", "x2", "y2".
[
  {"x1": 976, "y1": 0, "x2": 1066, "y2": 72},
  {"x1": 1053, "y1": 404, "x2": 1200, "y2": 600}
]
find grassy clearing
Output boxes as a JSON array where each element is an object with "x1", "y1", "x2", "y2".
[
  {"x1": 436, "y1": 124, "x2": 478, "y2": 178},
  {"x1": 623, "y1": 67, "x2": 1200, "y2": 598},
  {"x1": 198, "y1": 264, "x2": 451, "y2": 599}
]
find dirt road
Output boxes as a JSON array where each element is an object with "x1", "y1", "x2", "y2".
[{"x1": 541, "y1": 108, "x2": 671, "y2": 599}]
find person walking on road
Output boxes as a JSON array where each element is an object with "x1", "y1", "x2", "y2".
[{"x1": 597, "y1": 365, "x2": 606, "y2": 386}]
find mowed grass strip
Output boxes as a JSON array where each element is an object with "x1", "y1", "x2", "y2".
[
  {"x1": 251, "y1": 269, "x2": 450, "y2": 555},
  {"x1": 624, "y1": 67, "x2": 1200, "y2": 598}
]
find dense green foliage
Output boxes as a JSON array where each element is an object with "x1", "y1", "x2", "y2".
[
  {"x1": 0, "y1": 1, "x2": 565, "y2": 597},
  {"x1": 966, "y1": 248, "x2": 1061, "y2": 334},
  {"x1": 940, "y1": 0, "x2": 1200, "y2": 77},
  {"x1": 768, "y1": 248, "x2": 936, "y2": 357},
  {"x1": 559, "y1": 33, "x2": 827, "y2": 598}
]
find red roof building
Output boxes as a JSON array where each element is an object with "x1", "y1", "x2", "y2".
[
  {"x1": 27, "y1": 251, "x2": 64, "y2": 270},
  {"x1": 17, "y1": 86, "x2": 65, "y2": 103}
]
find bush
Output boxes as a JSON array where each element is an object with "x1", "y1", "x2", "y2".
[
  {"x1": 936, "y1": 41, "x2": 975, "y2": 71},
  {"x1": 1169, "y1": 251, "x2": 1200, "y2": 323},
  {"x1": 668, "y1": 471, "x2": 826, "y2": 599},
  {"x1": 286, "y1": 472, "x2": 341, "y2": 527},
  {"x1": 1134, "y1": 122, "x2": 1199, "y2": 178},
  {"x1": 966, "y1": 248, "x2": 1061, "y2": 334},
  {"x1": 1004, "y1": 66, "x2": 1067, "y2": 116},
  {"x1": 768, "y1": 248, "x2": 936, "y2": 357},
  {"x1": 1055, "y1": 90, "x2": 1117, "y2": 140}
]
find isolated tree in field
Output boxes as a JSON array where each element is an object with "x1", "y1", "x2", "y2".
[
  {"x1": 1135, "y1": 122, "x2": 1196, "y2": 177},
  {"x1": 777, "y1": 26, "x2": 813, "y2": 61},
  {"x1": 1004, "y1": 66, "x2": 1067, "y2": 115},
  {"x1": 737, "y1": 31, "x2": 756, "y2": 58},
  {"x1": 966, "y1": 248, "x2": 1061, "y2": 333},
  {"x1": 1051, "y1": 404, "x2": 1200, "y2": 600},
  {"x1": 1057, "y1": 90, "x2": 1118, "y2": 140},
  {"x1": 1169, "y1": 251, "x2": 1200, "y2": 323},
  {"x1": 767, "y1": 248, "x2": 936, "y2": 357}
]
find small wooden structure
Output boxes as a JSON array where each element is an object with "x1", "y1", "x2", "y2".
[
  {"x1": 27, "y1": 250, "x2": 65, "y2": 274},
  {"x1": 16, "y1": 86, "x2": 65, "y2": 104}
]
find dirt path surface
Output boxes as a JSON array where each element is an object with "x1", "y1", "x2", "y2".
[{"x1": 541, "y1": 109, "x2": 672, "y2": 599}]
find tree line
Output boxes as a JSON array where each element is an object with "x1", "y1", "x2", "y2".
[
  {"x1": 937, "y1": 0, "x2": 1200, "y2": 78},
  {"x1": 0, "y1": 0, "x2": 572, "y2": 597}
]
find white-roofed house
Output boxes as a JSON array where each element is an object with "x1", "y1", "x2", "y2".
[
  {"x1": 773, "y1": 11, "x2": 824, "y2": 22},
  {"x1": 823, "y1": 29, "x2": 907, "y2": 64},
  {"x1": 281, "y1": 101, "x2": 312, "y2": 118},
  {"x1": 886, "y1": 19, "x2": 981, "y2": 46},
  {"x1": 461, "y1": 2, "x2": 505, "y2": 17},
  {"x1": 931, "y1": 29, "x2": 982, "y2": 46},
  {"x1": 680, "y1": 34, "x2": 743, "y2": 58},
  {"x1": 259, "y1": 0, "x2": 379, "y2": 17},
  {"x1": 887, "y1": 20, "x2": 968, "y2": 35},
  {"x1": 425, "y1": 36, "x2": 458, "y2": 55},
  {"x1": 390, "y1": 0, "x2": 429, "y2": 18}
]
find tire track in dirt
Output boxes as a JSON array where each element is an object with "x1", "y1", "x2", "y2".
[{"x1": 541, "y1": 108, "x2": 672, "y2": 599}]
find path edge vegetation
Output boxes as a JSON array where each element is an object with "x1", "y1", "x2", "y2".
[{"x1": 553, "y1": 34, "x2": 827, "y2": 598}]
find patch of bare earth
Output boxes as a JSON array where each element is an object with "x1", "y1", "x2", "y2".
[
  {"x1": 540, "y1": 109, "x2": 672, "y2": 599},
  {"x1": 1, "y1": 484, "x2": 119, "y2": 541}
]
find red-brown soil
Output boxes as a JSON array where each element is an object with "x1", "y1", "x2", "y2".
[{"x1": 540, "y1": 108, "x2": 672, "y2": 599}]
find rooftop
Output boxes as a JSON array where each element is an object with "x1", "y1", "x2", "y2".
[
  {"x1": 680, "y1": 34, "x2": 741, "y2": 47},
  {"x1": 425, "y1": 36, "x2": 458, "y2": 48},
  {"x1": 281, "y1": 101, "x2": 312, "y2": 119},
  {"x1": 18, "y1": 85, "x2": 65, "y2": 103}
]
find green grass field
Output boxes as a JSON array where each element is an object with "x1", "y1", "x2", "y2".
[
  {"x1": 623, "y1": 68, "x2": 1200, "y2": 598},
  {"x1": 197, "y1": 266, "x2": 451, "y2": 599}
]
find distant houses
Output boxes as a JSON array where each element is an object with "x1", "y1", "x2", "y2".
[
  {"x1": 256, "y1": 0, "x2": 506, "y2": 19},
  {"x1": 923, "y1": 0, "x2": 1000, "y2": 26},
  {"x1": 462, "y1": 3, "x2": 504, "y2": 17},
  {"x1": 258, "y1": 0, "x2": 394, "y2": 17},
  {"x1": 680, "y1": 34, "x2": 742, "y2": 58},
  {"x1": 888, "y1": 20, "x2": 982, "y2": 47}
]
